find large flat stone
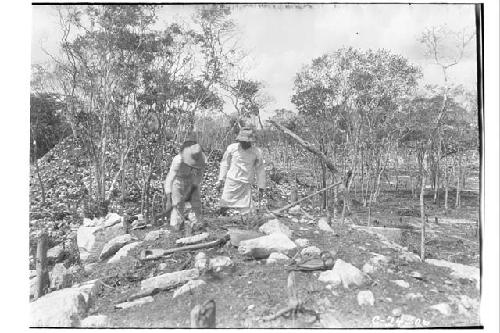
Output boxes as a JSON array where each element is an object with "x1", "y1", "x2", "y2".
[
  {"x1": 228, "y1": 229, "x2": 263, "y2": 246},
  {"x1": 108, "y1": 241, "x2": 142, "y2": 264},
  {"x1": 47, "y1": 244, "x2": 65, "y2": 262},
  {"x1": 116, "y1": 296, "x2": 154, "y2": 309},
  {"x1": 238, "y1": 233, "x2": 297, "y2": 257},
  {"x1": 99, "y1": 234, "x2": 135, "y2": 261},
  {"x1": 172, "y1": 280, "x2": 206, "y2": 298},
  {"x1": 141, "y1": 268, "x2": 199, "y2": 291},
  {"x1": 323, "y1": 259, "x2": 369, "y2": 289},
  {"x1": 258, "y1": 219, "x2": 292, "y2": 238},
  {"x1": 30, "y1": 279, "x2": 101, "y2": 327},
  {"x1": 318, "y1": 217, "x2": 335, "y2": 233},
  {"x1": 30, "y1": 288, "x2": 86, "y2": 327},
  {"x1": 426, "y1": 259, "x2": 479, "y2": 289},
  {"x1": 357, "y1": 290, "x2": 375, "y2": 306},
  {"x1": 77, "y1": 220, "x2": 125, "y2": 262}
]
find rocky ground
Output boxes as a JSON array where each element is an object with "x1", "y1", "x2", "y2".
[{"x1": 29, "y1": 138, "x2": 481, "y2": 328}]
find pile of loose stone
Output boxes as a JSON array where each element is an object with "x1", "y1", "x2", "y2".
[{"x1": 30, "y1": 208, "x2": 480, "y2": 328}]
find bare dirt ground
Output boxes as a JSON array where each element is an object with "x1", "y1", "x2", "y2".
[
  {"x1": 78, "y1": 189, "x2": 480, "y2": 328},
  {"x1": 29, "y1": 137, "x2": 481, "y2": 328}
]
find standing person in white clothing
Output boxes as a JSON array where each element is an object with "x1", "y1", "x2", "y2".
[{"x1": 215, "y1": 127, "x2": 266, "y2": 215}]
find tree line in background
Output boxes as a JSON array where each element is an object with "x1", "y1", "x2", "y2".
[{"x1": 30, "y1": 4, "x2": 479, "y2": 222}]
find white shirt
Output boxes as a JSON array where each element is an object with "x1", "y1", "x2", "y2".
[{"x1": 218, "y1": 143, "x2": 266, "y2": 188}]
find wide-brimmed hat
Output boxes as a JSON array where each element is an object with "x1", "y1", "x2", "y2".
[
  {"x1": 236, "y1": 127, "x2": 256, "y2": 142},
  {"x1": 181, "y1": 143, "x2": 205, "y2": 169}
]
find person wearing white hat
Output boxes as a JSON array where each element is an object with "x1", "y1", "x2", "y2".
[
  {"x1": 216, "y1": 127, "x2": 266, "y2": 215},
  {"x1": 164, "y1": 134, "x2": 206, "y2": 233}
]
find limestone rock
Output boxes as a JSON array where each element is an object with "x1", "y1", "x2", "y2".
[
  {"x1": 357, "y1": 290, "x2": 375, "y2": 306},
  {"x1": 74, "y1": 279, "x2": 103, "y2": 308},
  {"x1": 99, "y1": 234, "x2": 134, "y2": 261},
  {"x1": 318, "y1": 270, "x2": 342, "y2": 286},
  {"x1": 107, "y1": 241, "x2": 142, "y2": 264},
  {"x1": 391, "y1": 280, "x2": 410, "y2": 288},
  {"x1": 301, "y1": 246, "x2": 321, "y2": 257},
  {"x1": 141, "y1": 269, "x2": 199, "y2": 291},
  {"x1": 294, "y1": 238, "x2": 310, "y2": 247},
  {"x1": 77, "y1": 214, "x2": 125, "y2": 262},
  {"x1": 101, "y1": 213, "x2": 123, "y2": 228},
  {"x1": 228, "y1": 229, "x2": 263, "y2": 247},
  {"x1": 238, "y1": 233, "x2": 297, "y2": 257},
  {"x1": 409, "y1": 271, "x2": 423, "y2": 279},
  {"x1": 79, "y1": 315, "x2": 109, "y2": 328},
  {"x1": 50, "y1": 263, "x2": 74, "y2": 290},
  {"x1": 331, "y1": 259, "x2": 369, "y2": 289},
  {"x1": 82, "y1": 217, "x2": 99, "y2": 227},
  {"x1": 266, "y1": 252, "x2": 290, "y2": 264},
  {"x1": 258, "y1": 219, "x2": 292, "y2": 238},
  {"x1": 398, "y1": 251, "x2": 420, "y2": 263},
  {"x1": 318, "y1": 217, "x2": 334, "y2": 233},
  {"x1": 209, "y1": 256, "x2": 233, "y2": 271},
  {"x1": 363, "y1": 253, "x2": 390, "y2": 274},
  {"x1": 391, "y1": 308, "x2": 402, "y2": 317},
  {"x1": 30, "y1": 279, "x2": 101, "y2": 327},
  {"x1": 430, "y1": 303, "x2": 452, "y2": 316},
  {"x1": 362, "y1": 263, "x2": 376, "y2": 274},
  {"x1": 176, "y1": 233, "x2": 209, "y2": 246},
  {"x1": 83, "y1": 263, "x2": 96, "y2": 273},
  {"x1": 30, "y1": 288, "x2": 86, "y2": 327},
  {"x1": 426, "y1": 259, "x2": 479, "y2": 289},
  {"x1": 172, "y1": 280, "x2": 206, "y2": 298},
  {"x1": 194, "y1": 252, "x2": 208, "y2": 270},
  {"x1": 404, "y1": 292, "x2": 424, "y2": 301},
  {"x1": 144, "y1": 229, "x2": 171, "y2": 242},
  {"x1": 289, "y1": 205, "x2": 301, "y2": 215},
  {"x1": 369, "y1": 253, "x2": 390, "y2": 266},
  {"x1": 47, "y1": 244, "x2": 65, "y2": 262},
  {"x1": 116, "y1": 296, "x2": 154, "y2": 309}
]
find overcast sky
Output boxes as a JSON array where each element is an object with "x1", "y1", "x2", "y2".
[{"x1": 32, "y1": 3, "x2": 477, "y2": 116}]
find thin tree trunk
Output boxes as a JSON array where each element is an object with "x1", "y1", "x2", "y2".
[
  {"x1": 367, "y1": 204, "x2": 371, "y2": 227},
  {"x1": 420, "y1": 171, "x2": 426, "y2": 262},
  {"x1": 455, "y1": 154, "x2": 462, "y2": 208},
  {"x1": 444, "y1": 159, "x2": 449, "y2": 212},
  {"x1": 321, "y1": 162, "x2": 327, "y2": 210},
  {"x1": 33, "y1": 142, "x2": 46, "y2": 206},
  {"x1": 433, "y1": 138, "x2": 441, "y2": 205},
  {"x1": 411, "y1": 176, "x2": 416, "y2": 198},
  {"x1": 35, "y1": 232, "x2": 48, "y2": 300}
]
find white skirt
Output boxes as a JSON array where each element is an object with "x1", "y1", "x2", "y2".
[{"x1": 220, "y1": 178, "x2": 253, "y2": 210}]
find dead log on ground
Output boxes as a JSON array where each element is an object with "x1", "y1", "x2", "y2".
[{"x1": 140, "y1": 234, "x2": 230, "y2": 260}]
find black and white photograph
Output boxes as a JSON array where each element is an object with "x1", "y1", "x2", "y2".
[{"x1": 19, "y1": 0, "x2": 498, "y2": 330}]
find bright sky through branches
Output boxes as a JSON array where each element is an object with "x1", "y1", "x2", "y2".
[{"x1": 32, "y1": 3, "x2": 477, "y2": 117}]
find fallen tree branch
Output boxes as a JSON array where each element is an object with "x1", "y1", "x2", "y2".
[
  {"x1": 115, "y1": 283, "x2": 183, "y2": 304},
  {"x1": 272, "y1": 181, "x2": 342, "y2": 215},
  {"x1": 140, "y1": 234, "x2": 230, "y2": 260},
  {"x1": 267, "y1": 119, "x2": 337, "y2": 173}
]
